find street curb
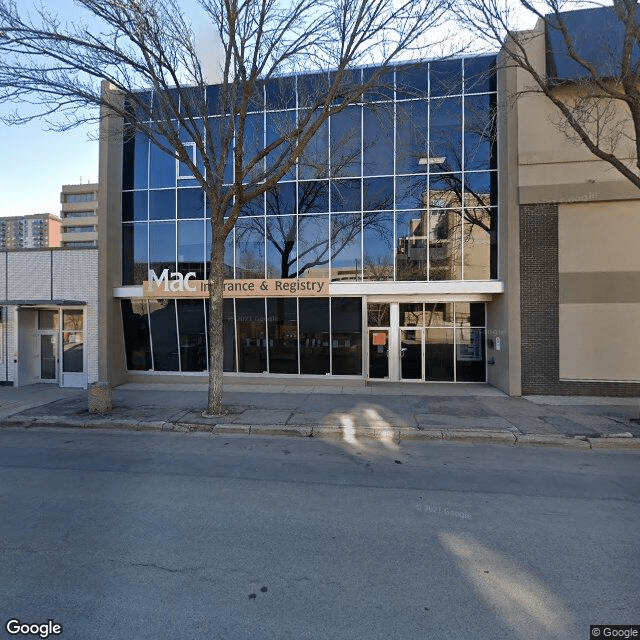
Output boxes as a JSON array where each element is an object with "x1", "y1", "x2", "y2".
[
  {"x1": 514, "y1": 434, "x2": 592, "y2": 449},
  {"x1": 1, "y1": 415, "x2": 639, "y2": 449},
  {"x1": 587, "y1": 437, "x2": 640, "y2": 450}
]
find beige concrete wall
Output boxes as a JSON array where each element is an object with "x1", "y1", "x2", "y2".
[
  {"x1": 486, "y1": 50, "x2": 522, "y2": 396},
  {"x1": 559, "y1": 201, "x2": 640, "y2": 273},
  {"x1": 514, "y1": 23, "x2": 637, "y2": 196},
  {"x1": 558, "y1": 201, "x2": 640, "y2": 381},
  {"x1": 559, "y1": 303, "x2": 640, "y2": 381},
  {"x1": 97, "y1": 82, "x2": 127, "y2": 386}
]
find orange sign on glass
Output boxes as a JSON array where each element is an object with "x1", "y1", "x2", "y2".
[{"x1": 372, "y1": 332, "x2": 387, "y2": 346}]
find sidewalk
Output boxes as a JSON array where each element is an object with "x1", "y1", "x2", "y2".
[{"x1": 0, "y1": 381, "x2": 639, "y2": 449}]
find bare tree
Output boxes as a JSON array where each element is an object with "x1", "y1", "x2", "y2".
[
  {"x1": 455, "y1": 0, "x2": 640, "y2": 189},
  {"x1": 0, "y1": 0, "x2": 451, "y2": 413}
]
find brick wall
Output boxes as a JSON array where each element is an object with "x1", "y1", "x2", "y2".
[{"x1": 520, "y1": 204, "x2": 640, "y2": 396}]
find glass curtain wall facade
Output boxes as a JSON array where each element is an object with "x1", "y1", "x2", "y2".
[{"x1": 121, "y1": 55, "x2": 497, "y2": 377}]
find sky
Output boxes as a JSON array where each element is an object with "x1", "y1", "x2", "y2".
[{"x1": 0, "y1": 0, "x2": 554, "y2": 219}]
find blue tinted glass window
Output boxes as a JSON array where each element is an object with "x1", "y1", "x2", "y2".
[
  {"x1": 152, "y1": 88, "x2": 179, "y2": 119},
  {"x1": 266, "y1": 110, "x2": 296, "y2": 180},
  {"x1": 149, "y1": 136, "x2": 176, "y2": 189},
  {"x1": 206, "y1": 190, "x2": 234, "y2": 220},
  {"x1": 179, "y1": 86, "x2": 205, "y2": 118},
  {"x1": 429, "y1": 174, "x2": 463, "y2": 209},
  {"x1": 178, "y1": 219, "x2": 205, "y2": 279},
  {"x1": 363, "y1": 67, "x2": 394, "y2": 101},
  {"x1": 177, "y1": 188, "x2": 204, "y2": 219},
  {"x1": 297, "y1": 73, "x2": 330, "y2": 110},
  {"x1": 430, "y1": 59, "x2": 462, "y2": 97},
  {"x1": 299, "y1": 115, "x2": 328, "y2": 179},
  {"x1": 241, "y1": 112, "x2": 265, "y2": 183},
  {"x1": 235, "y1": 218, "x2": 265, "y2": 278},
  {"x1": 331, "y1": 212, "x2": 361, "y2": 281},
  {"x1": 149, "y1": 221, "x2": 176, "y2": 274},
  {"x1": 430, "y1": 97, "x2": 462, "y2": 172},
  {"x1": 395, "y1": 210, "x2": 429, "y2": 281},
  {"x1": 149, "y1": 189, "x2": 176, "y2": 220},
  {"x1": 122, "y1": 130, "x2": 148, "y2": 190},
  {"x1": 298, "y1": 180, "x2": 328, "y2": 214},
  {"x1": 205, "y1": 224, "x2": 234, "y2": 279},
  {"x1": 396, "y1": 175, "x2": 427, "y2": 210},
  {"x1": 329, "y1": 68, "x2": 362, "y2": 106},
  {"x1": 330, "y1": 106, "x2": 361, "y2": 178},
  {"x1": 122, "y1": 191, "x2": 148, "y2": 222},
  {"x1": 464, "y1": 56, "x2": 496, "y2": 93},
  {"x1": 122, "y1": 223, "x2": 148, "y2": 285},
  {"x1": 464, "y1": 172, "x2": 497, "y2": 207},
  {"x1": 240, "y1": 194, "x2": 265, "y2": 217},
  {"x1": 396, "y1": 62, "x2": 429, "y2": 99},
  {"x1": 298, "y1": 214, "x2": 329, "y2": 279},
  {"x1": 266, "y1": 75, "x2": 296, "y2": 110},
  {"x1": 266, "y1": 183, "x2": 296, "y2": 216},
  {"x1": 331, "y1": 179, "x2": 361, "y2": 212},
  {"x1": 464, "y1": 94, "x2": 496, "y2": 171},
  {"x1": 363, "y1": 177, "x2": 393, "y2": 211},
  {"x1": 207, "y1": 116, "x2": 234, "y2": 184},
  {"x1": 267, "y1": 215, "x2": 297, "y2": 278},
  {"x1": 396, "y1": 100, "x2": 429, "y2": 174},
  {"x1": 363, "y1": 211, "x2": 393, "y2": 281},
  {"x1": 363, "y1": 105, "x2": 394, "y2": 176}
]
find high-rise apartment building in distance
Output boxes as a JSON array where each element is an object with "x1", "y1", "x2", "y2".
[
  {"x1": 60, "y1": 183, "x2": 99, "y2": 248},
  {"x1": 0, "y1": 213, "x2": 61, "y2": 249}
]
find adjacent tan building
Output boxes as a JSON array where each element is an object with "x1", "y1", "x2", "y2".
[
  {"x1": 488, "y1": 7, "x2": 640, "y2": 396},
  {"x1": 60, "y1": 183, "x2": 99, "y2": 248}
]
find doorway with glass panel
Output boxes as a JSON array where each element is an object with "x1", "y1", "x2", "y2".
[
  {"x1": 32, "y1": 308, "x2": 86, "y2": 388},
  {"x1": 399, "y1": 302, "x2": 486, "y2": 382}
]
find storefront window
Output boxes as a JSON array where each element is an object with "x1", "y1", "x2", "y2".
[
  {"x1": 236, "y1": 298, "x2": 267, "y2": 373},
  {"x1": 149, "y1": 299, "x2": 179, "y2": 371},
  {"x1": 425, "y1": 328, "x2": 454, "y2": 381},
  {"x1": 331, "y1": 298, "x2": 362, "y2": 375},
  {"x1": 121, "y1": 299, "x2": 152, "y2": 370},
  {"x1": 177, "y1": 300, "x2": 207, "y2": 371},
  {"x1": 299, "y1": 298, "x2": 330, "y2": 374},
  {"x1": 267, "y1": 298, "x2": 298, "y2": 374}
]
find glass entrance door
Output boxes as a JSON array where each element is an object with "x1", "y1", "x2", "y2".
[
  {"x1": 400, "y1": 329, "x2": 423, "y2": 380},
  {"x1": 369, "y1": 329, "x2": 389, "y2": 379},
  {"x1": 40, "y1": 333, "x2": 58, "y2": 382}
]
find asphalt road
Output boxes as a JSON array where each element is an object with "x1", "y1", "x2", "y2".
[{"x1": 1, "y1": 426, "x2": 638, "y2": 640}]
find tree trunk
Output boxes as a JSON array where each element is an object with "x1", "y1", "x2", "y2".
[{"x1": 207, "y1": 233, "x2": 226, "y2": 415}]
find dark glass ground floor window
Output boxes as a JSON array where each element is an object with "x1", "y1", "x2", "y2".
[
  {"x1": 121, "y1": 299, "x2": 151, "y2": 370},
  {"x1": 122, "y1": 296, "x2": 362, "y2": 376},
  {"x1": 299, "y1": 298, "x2": 330, "y2": 374}
]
